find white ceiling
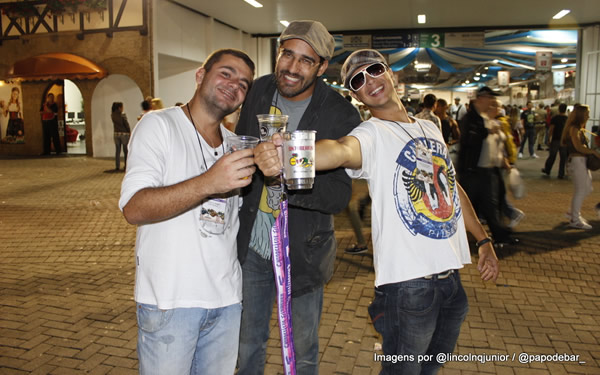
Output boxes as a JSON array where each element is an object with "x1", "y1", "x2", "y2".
[{"x1": 180, "y1": 0, "x2": 600, "y2": 35}]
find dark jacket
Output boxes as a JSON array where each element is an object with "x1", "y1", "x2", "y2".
[
  {"x1": 236, "y1": 74, "x2": 361, "y2": 297},
  {"x1": 457, "y1": 107, "x2": 489, "y2": 175},
  {"x1": 111, "y1": 111, "x2": 131, "y2": 133}
]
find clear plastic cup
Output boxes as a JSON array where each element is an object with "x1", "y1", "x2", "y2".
[
  {"x1": 226, "y1": 135, "x2": 259, "y2": 152},
  {"x1": 256, "y1": 114, "x2": 288, "y2": 141}
]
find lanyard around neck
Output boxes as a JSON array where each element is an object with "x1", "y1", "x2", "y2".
[{"x1": 186, "y1": 103, "x2": 224, "y2": 171}]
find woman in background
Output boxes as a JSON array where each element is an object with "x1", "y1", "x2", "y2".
[
  {"x1": 111, "y1": 102, "x2": 131, "y2": 171},
  {"x1": 561, "y1": 104, "x2": 600, "y2": 229}
]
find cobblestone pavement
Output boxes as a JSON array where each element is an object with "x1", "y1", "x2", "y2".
[{"x1": 0, "y1": 152, "x2": 599, "y2": 374}]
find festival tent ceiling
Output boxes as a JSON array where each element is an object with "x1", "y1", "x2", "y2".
[{"x1": 326, "y1": 30, "x2": 577, "y2": 90}]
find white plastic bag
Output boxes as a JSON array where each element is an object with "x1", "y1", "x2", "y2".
[{"x1": 508, "y1": 168, "x2": 525, "y2": 199}]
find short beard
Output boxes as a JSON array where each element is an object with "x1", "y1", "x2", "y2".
[
  {"x1": 275, "y1": 69, "x2": 318, "y2": 99},
  {"x1": 200, "y1": 88, "x2": 237, "y2": 121}
]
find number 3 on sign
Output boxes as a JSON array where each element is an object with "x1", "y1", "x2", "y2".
[{"x1": 431, "y1": 34, "x2": 440, "y2": 47}]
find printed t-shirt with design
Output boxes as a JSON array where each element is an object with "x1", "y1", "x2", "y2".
[{"x1": 346, "y1": 117, "x2": 471, "y2": 287}]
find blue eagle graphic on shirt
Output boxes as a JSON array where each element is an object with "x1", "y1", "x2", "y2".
[{"x1": 393, "y1": 137, "x2": 462, "y2": 239}]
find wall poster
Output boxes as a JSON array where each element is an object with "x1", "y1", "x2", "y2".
[{"x1": 0, "y1": 82, "x2": 25, "y2": 144}]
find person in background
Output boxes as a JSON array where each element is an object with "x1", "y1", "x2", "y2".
[
  {"x1": 403, "y1": 99, "x2": 416, "y2": 116},
  {"x1": 41, "y1": 93, "x2": 61, "y2": 155},
  {"x1": 509, "y1": 105, "x2": 522, "y2": 148},
  {"x1": 458, "y1": 87, "x2": 519, "y2": 247},
  {"x1": 435, "y1": 98, "x2": 460, "y2": 146},
  {"x1": 561, "y1": 104, "x2": 600, "y2": 230},
  {"x1": 150, "y1": 97, "x2": 164, "y2": 110},
  {"x1": 345, "y1": 180, "x2": 370, "y2": 254},
  {"x1": 119, "y1": 48, "x2": 256, "y2": 374},
  {"x1": 518, "y1": 101, "x2": 538, "y2": 159},
  {"x1": 415, "y1": 93, "x2": 441, "y2": 132},
  {"x1": 235, "y1": 20, "x2": 361, "y2": 374},
  {"x1": 489, "y1": 99, "x2": 525, "y2": 229},
  {"x1": 111, "y1": 102, "x2": 131, "y2": 171},
  {"x1": 534, "y1": 103, "x2": 547, "y2": 151},
  {"x1": 256, "y1": 49, "x2": 499, "y2": 375},
  {"x1": 137, "y1": 100, "x2": 151, "y2": 121},
  {"x1": 450, "y1": 97, "x2": 467, "y2": 121},
  {"x1": 542, "y1": 103, "x2": 568, "y2": 179}
]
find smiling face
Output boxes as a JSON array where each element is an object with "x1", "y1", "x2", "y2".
[
  {"x1": 275, "y1": 39, "x2": 328, "y2": 102},
  {"x1": 350, "y1": 63, "x2": 395, "y2": 110},
  {"x1": 196, "y1": 53, "x2": 253, "y2": 120}
]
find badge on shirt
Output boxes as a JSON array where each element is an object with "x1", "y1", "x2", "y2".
[
  {"x1": 415, "y1": 142, "x2": 434, "y2": 176},
  {"x1": 199, "y1": 198, "x2": 227, "y2": 235}
]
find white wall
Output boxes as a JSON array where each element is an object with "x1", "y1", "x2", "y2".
[
  {"x1": 64, "y1": 80, "x2": 83, "y2": 114},
  {"x1": 153, "y1": 0, "x2": 265, "y2": 106},
  {"x1": 91, "y1": 74, "x2": 143, "y2": 158},
  {"x1": 578, "y1": 25, "x2": 600, "y2": 131}
]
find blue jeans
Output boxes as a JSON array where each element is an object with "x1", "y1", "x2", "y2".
[
  {"x1": 114, "y1": 133, "x2": 130, "y2": 170},
  {"x1": 519, "y1": 127, "x2": 536, "y2": 156},
  {"x1": 369, "y1": 271, "x2": 469, "y2": 375},
  {"x1": 136, "y1": 302, "x2": 241, "y2": 375},
  {"x1": 238, "y1": 249, "x2": 323, "y2": 375}
]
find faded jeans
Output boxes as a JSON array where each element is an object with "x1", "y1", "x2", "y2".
[
  {"x1": 136, "y1": 302, "x2": 241, "y2": 375},
  {"x1": 114, "y1": 133, "x2": 130, "y2": 170}
]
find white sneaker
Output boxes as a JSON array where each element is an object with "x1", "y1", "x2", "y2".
[
  {"x1": 531, "y1": 154, "x2": 539, "y2": 159},
  {"x1": 518, "y1": 152, "x2": 524, "y2": 159},
  {"x1": 508, "y1": 209, "x2": 525, "y2": 228},
  {"x1": 569, "y1": 221, "x2": 592, "y2": 230}
]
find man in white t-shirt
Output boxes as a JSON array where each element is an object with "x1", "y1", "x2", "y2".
[
  {"x1": 450, "y1": 97, "x2": 467, "y2": 121},
  {"x1": 256, "y1": 49, "x2": 499, "y2": 375},
  {"x1": 119, "y1": 49, "x2": 256, "y2": 374}
]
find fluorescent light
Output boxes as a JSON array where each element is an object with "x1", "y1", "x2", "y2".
[
  {"x1": 552, "y1": 9, "x2": 570, "y2": 19},
  {"x1": 473, "y1": 76, "x2": 480, "y2": 81},
  {"x1": 280, "y1": 20, "x2": 289, "y2": 27},
  {"x1": 417, "y1": 14, "x2": 426, "y2": 24},
  {"x1": 493, "y1": 59, "x2": 499, "y2": 64},
  {"x1": 323, "y1": 78, "x2": 327, "y2": 82},
  {"x1": 415, "y1": 63, "x2": 431, "y2": 72},
  {"x1": 332, "y1": 81, "x2": 338, "y2": 85},
  {"x1": 561, "y1": 58, "x2": 568, "y2": 62},
  {"x1": 244, "y1": 0, "x2": 263, "y2": 8}
]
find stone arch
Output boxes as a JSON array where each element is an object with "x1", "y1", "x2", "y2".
[{"x1": 91, "y1": 74, "x2": 143, "y2": 158}]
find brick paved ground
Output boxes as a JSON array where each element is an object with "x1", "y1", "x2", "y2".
[{"x1": 0, "y1": 152, "x2": 599, "y2": 374}]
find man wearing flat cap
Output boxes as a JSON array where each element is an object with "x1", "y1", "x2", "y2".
[
  {"x1": 236, "y1": 20, "x2": 361, "y2": 374},
  {"x1": 256, "y1": 49, "x2": 499, "y2": 375}
]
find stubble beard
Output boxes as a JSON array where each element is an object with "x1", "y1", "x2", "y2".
[
  {"x1": 275, "y1": 68, "x2": 318, "y2": 99},
  {"x1": 202, "y1": 86, "x2": 238, "y2": 121}
]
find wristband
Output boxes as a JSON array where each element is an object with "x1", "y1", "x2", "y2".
[{"x1": 476, "y1": 237, "x2": 492, "y2": 248}]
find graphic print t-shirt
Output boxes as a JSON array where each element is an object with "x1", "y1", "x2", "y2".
[
  {"x1": 346, "y1": 117, "x2": 471, "y2": 286},
  {"x1": 248, "y1": 93, "x2": 310, "y2": 259}
]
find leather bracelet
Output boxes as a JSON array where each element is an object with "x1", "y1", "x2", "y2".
[{"x1": 476, "y1": 237, "x2": 492, "y2": 248}]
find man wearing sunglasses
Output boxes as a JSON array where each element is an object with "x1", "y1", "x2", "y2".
[
  {"x1": 235, "y1": 20, "x2": 361, "y2": 374},
  {"x1": 256, "y1": 49, "x2": 499, "y2": 375}
]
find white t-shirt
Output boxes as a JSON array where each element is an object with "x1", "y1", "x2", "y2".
[
  {"x1": 346, "y1": 117, "x2": 471, "y2": 287},
  {"x1": 119, "y1": 107, "x2": 242, "y2": 310}
]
